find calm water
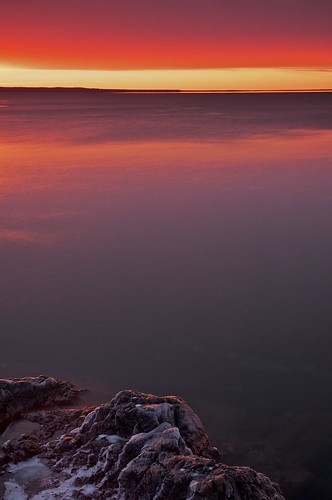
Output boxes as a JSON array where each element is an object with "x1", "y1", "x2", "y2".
[{"x1": 1, "y1": 90, "x2": 332, "y2": 497}]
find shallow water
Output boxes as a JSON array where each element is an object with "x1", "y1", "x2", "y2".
[{"x1": 1, "y1": 89, "x2": 332, "y2": 497}]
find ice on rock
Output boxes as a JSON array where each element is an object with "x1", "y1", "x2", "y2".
[
  {"x1": 96, "y1": 434, "x2": 125, "y2": 444},
  {"x1": 4, "y1": 481, "x2": 28, "y2": 500}
]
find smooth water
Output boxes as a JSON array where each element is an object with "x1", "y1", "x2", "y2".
[{"x1": 1, "y1": 90, "x2": 332, "y2": 497}]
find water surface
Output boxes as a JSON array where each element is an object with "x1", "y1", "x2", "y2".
[{"x1": 1, "y1": 90, "x2": 332, "y2": 498}]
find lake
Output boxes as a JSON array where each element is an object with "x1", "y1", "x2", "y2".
[{"x1": 1, "y1": 89, "x2": 332, "y2": 498}]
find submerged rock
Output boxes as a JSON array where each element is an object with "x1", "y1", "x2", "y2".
[{"x1": 0, "y1": 377, "x2": 284, "y2": 499}]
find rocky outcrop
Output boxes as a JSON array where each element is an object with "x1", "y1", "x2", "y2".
[
  {"x1": 0, "y1": 376, "x2": 79, "y2": 425},
  {"x1": 0, "y1": 377, "x2": 284, "y2": 499}
]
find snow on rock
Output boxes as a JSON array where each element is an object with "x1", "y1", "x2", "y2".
[{"x1": 4, "y1": 480, "x2": 28, "y2": 500}]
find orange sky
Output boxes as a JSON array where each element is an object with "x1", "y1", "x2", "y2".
[{"x1": 1, "y1": 0, "x2": 332, "y2": 89}]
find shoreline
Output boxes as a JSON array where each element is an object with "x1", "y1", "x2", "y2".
[
  {"x1": 1, "y1": 86, "x2": 332, "y2": 94},
  {"x1": 0, "y1": 376, "x2": 284, "y2": 499}
]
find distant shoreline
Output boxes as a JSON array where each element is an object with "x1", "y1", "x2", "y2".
[{"x1": 0, "y1": 86, "x2": 332, "y2": 94}]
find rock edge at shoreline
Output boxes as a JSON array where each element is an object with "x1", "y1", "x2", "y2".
[{"x1": 0, "y1": 376, "x2": 284, "y2": 499}]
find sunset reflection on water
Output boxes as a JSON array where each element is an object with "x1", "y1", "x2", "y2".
[{"x1": 1, "y1": 89, "x2": 332, "y2": 498}]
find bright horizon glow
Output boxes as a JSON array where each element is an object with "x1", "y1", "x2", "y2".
[
  {"x1": 1, "y1": 2, "x2": 331, "y2": 90},
  {"x1": 1, "y1": 65, "x2": 332, "y2": 91},
  {"x1": 2, "y1": 1, "x2": 332, "y2": 90}
]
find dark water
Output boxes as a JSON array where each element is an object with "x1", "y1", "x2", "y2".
[{"x1": 1, "y1": 89, "x2": 332, "y2": 498}]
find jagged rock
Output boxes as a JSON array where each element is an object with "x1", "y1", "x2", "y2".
[
  {"x1": 0, "y1": 376, "x2": 79, "y2": 425},
  {"x1": 0, "y1": 378, "x2": 284, "y2": 499}
]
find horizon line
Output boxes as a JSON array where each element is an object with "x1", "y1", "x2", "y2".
[{"x1": 1, "y1": 86, "x2": 332, "y2": 94}]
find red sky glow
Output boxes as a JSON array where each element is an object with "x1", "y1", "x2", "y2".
[{"x1": 1, "y1": 0, "x2": 332, "y2": 89}]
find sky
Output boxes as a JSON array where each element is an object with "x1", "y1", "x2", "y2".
[{"x1": 1, "y1": 0, "x2": 332, "y2": 90}]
